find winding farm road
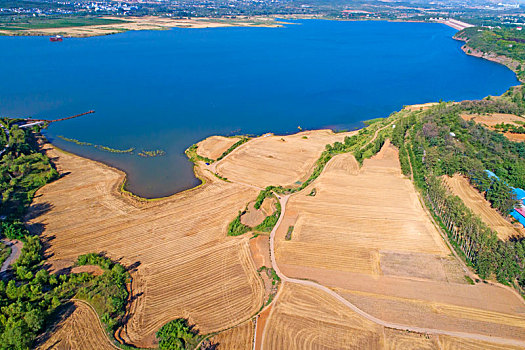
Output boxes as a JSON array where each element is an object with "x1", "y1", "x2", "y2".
[
  {"x1": 0, "y1": 239, "x2": 23, "y2": 273},
  {"x1": 261, "y1": 194, "x2": 525, "y2": 349}
]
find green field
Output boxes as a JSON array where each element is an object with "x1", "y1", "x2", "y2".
[{"x1": 0, "y1": 16, "x2": 126, "y2": 31}]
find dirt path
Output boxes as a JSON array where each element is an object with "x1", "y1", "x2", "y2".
[
  {"x1": 0, "y1": 239, "x2": 23, "y2": 273},
  {"x1": 0, "y1": 124, "x2": 9, "y2": 157},
  {"x1": 260, "y1": 194, "x2": 525, "y2": 348}
]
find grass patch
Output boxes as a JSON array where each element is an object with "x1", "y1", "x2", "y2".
[
  {"x1": 285, "y1": 226, "x2": 294, "y2": 241},
  {"x1": 465, "y1": 275, "x2": 475, "y2": 285},
  {"x1": 0, "y1": 16, "x2": 126, "y2": 31},
  {"x1": 0, "y1": 241, "x2": 11, "y2": 267}
]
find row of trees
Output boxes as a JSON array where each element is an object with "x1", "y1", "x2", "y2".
[
  {"x1": 425, "y1": 176, "x2": 524, "y2": 284},
  {"x1": 402, "y1": 97, "x2": 525, "y2": 289}
]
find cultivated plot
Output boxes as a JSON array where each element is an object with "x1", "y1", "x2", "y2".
[
  {"x1": 37, "y1": 300, "x2": 116, "y2": 350},
  {"x1": 273, "y1": 142, "x2": 525, "y2": 343},
  {"x1": 443, "y1": 174, "x2": 524, "y2": 240},
  {"x1": 215, "y1": 130, "x2": 354, "y2": 188},
  {"x1": 28, "y1": 143, "x2": 263, "y2": 347}
]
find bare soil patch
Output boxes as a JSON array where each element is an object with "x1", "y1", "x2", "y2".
[
  {"x1": 443, "y1": 174, "x2": 524, "y2": 240},
  {"x1": 461, "y1": 113, "x2": 525, "y2": 142},
  {"x1": 240, "y1": 198, "x2": 275, "y2": 227},
  {"x1": 404, "y1": 102, "x2": 440, "y2": 111},
  {"x1": 249, "y1": 235, "x2": 270, "y2": 269},
  {"x1": 380, "y1": 252, "x2": 465, "y2": 283},
  {"x1": 460, "y1": 113, "x2": 525, "y2": 127}
]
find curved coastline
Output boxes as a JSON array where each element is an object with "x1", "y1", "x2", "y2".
[{"x1": 37, "y1": 24, "x2": 523, "y2": 201}]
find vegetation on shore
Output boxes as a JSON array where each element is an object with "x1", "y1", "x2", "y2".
[
  {"x1": 455, "y1": 27, "x2": 525, "y2": 82},
  {"x1": 396, "y1": 90, "x2": 525, "y2": 291},
  {"x1": 0, "y1": 219, "x2": 129, "y2": 349},
  {"x1": 138, "y1": 149, "x2": 166, "y2": 158},
  {"x1": 1, "y1": 120, "x2": 58, "y2": 216},
  {"x1": 0, "y1": 125, "x2": 131, "y2": 349}
]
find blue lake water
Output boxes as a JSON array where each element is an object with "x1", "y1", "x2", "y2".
[{"x1": 0, "y1": 20, "x2": 519, "y2": 198}]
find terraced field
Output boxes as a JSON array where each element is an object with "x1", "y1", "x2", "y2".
[
  {"x1": 443, "y1": 174, "x2": 524, "y2": 240},
  {"x1": 37, "y1": 301, "x2": 116, "y2": 350}
]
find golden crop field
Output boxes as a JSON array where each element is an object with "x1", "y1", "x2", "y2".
[
  {"x1": 28, "y1": 143, "x2": 264, "y2": 348},
  {"x1": 215, "y1": 130, "x2": 354, "y2": 188},
  {"x1": 30, "y1": 130, "x2": 525, "y2": 349},
  {"x1": 262, "y1": 284, "x2": 382, "y2": 350},
  {"x1": 271, "y1": 141, "x2": 525, "y2": 344},
  {"x1": 37, "y1": 301, "x2": 117, "y2": 350},
  {"x1": 443, "y1": 174, "x2": 523, "y2": 240},
  {"x1": 196, "y1": 135, "x2": 240, "y2": 160},
  {"x1": 210, "y1": 319, "x2": 255, "y2": 349}
]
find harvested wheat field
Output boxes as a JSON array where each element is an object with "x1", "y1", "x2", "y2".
[
  {"x1": 262, "y1": 284, "x2": 521, "y2": 349},
  {"x1": 209, "y1": 319, "x2": 255, "y2": 350},
  {"x1": 461, "y1": 113, "x2": 525, "y2": 142},
  {"x1": 443, "y1": 174, "x2": 524, "y2": 240},
  {"x1": 438, "y1": 335, "x2": 525, "y2": 350},
  {"x1": 37, "y1": 300, "x2": 116, "y2": 350},
  {"x1": 196, "y1": 136, "x2": 241, "y2": 161},
  {"x1": 273, "y1": 141, "x2": 525, "y2": 343},
  {"x1": 215, "y1": 130, "x2": 355, "y2": 188},
  {"x1": 262, "y1": 284, "x2": 382, "y2": 349},
  {"x1": 27, "y1": 143, "x2": 264, "y2": 348},
  {"x1": 461, "y1": 113, "x2": 525, "y2": 127}
]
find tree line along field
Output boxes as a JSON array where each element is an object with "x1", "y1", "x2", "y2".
[
  {"x1": 272, "y1": 141, "x2": 525, "y2": 344},
  {"x1": 443, "y1": 174, "x2": 523, "y2": 240}
]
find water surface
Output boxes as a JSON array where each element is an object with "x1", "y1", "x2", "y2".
[{"x1": 0, "y1": 20, "x2": 519, "y2": 197}]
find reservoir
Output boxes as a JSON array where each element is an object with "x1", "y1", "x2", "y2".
[{"x1": 0, "y1": 20, "x2": 519, "y2": 198}]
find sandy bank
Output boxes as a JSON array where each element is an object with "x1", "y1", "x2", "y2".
[{"x1": 0, "y1": 15, "x2": 282, "y2": 38}]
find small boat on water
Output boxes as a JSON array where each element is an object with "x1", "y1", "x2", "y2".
[{"x1": 50, "y1": 35, "x2": 63, "y2": 42}]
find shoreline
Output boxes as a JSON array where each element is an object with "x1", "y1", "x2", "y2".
[
  {"x1": 454, "y1": 36, "x2": 524, "y2": 84},
  {"x1": 0, "y1": 15, "x2": 468, "y2": 38},
  {"x1": 24, "y1": 21, "x2": 525, "y2": 200},
  {"x1": 0, "y1": 15, "x2": 284, "y2": 38}
]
